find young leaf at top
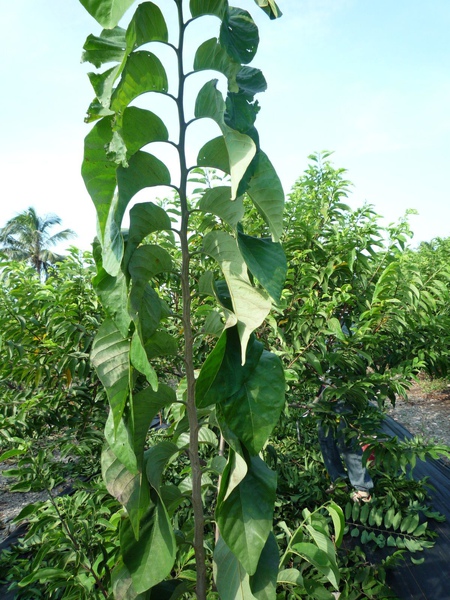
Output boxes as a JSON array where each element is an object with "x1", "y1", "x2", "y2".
[{"x1": 79, "y1": 0, "x2": 136, "y2": 29}]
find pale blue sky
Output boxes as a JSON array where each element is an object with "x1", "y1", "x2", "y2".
[{"x1": 1, "y1": 0, "x2": 449, "y2": 250}]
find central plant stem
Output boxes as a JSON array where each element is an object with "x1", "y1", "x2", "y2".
[{"x1": 175, "y1": 2, "x2": 206, "y2": 597}]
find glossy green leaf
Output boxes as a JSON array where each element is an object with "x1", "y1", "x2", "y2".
[
  {"x1": 82, "y1": 27, "x2": 127, "y2": 68},
  {"x1": 130, "y1": 331, "x2": 158, "y2": 390},
  {"x1": 250, "y1": 532, "x2": 278, "y2": 600},
  {"x1": 79, "y1": 0, "x2": 136, "y2": 28},
  {"x1": 237, "y1": 232, "x2": 286, "y2": 302},
  {"x1": 146, "y1": 441, "x2": 180, "y2": 490},
  {"x1": 220, "y1": 8, "x2": 259, "y2": 65},
  {"x1": 194, "y1": 38, "x2": 240, "y2": 92},
  {"x1": 202, "y1": 230, "x2": 271, "y2": 361},
  {"x1": 111, "y1": 51, "x2": 168, "y2": 112},
  {"x1": 91, "y1": 318, "x2": 130, "y2": 431},
  {"x1": 102, "y1": 446, "x2": 149, "y2": 538},
  {"x1": 125, "y1": 2, "x2": 168, "y2": 51},
  {"x1": 121, "y1": 490, "x2": 176, "y2": 593},
  {"x1": 190, "y1": 0, "x2": 227, "y2": 19},
  {"x1": 213, "y1": 536, "x2": 256, "y2": 600},
  {"x1": 246, "y1": 151, "x2": 284, "y2": 242},
  {"x1": 199, "y1": 186, "x2": 244, "y2": 228},
  {"x1": 195, "y1": 80, "x2": 256, "y2": 199},
  {"x1": 216, "y1": 455, "x2": 276, "y2": 575}
]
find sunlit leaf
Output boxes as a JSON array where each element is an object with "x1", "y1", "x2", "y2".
[{"x1": 79, "y1": 0, "x2": 135, "y2": 28}]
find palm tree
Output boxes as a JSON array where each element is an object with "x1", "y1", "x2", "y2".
[{"x1": 0, "y1": 207, "x2": 76, "y2": 279}]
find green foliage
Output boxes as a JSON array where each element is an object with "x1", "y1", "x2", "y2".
[{"x1": 78, "y1": 1, "x2": 285, "y2": 598}]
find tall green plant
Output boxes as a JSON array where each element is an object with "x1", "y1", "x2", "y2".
[{"x1": 79, "y1": 1, "x2": 286, "y2": 597}]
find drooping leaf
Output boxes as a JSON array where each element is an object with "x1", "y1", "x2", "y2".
[
  {"x1": 195, "y1": 80, "x2": 256, "y2": 199},
  {"x1": 216, "y1": 455, "x2": 276, "y2": 575},
  {"x1": 253, "y1": 0, "x2": 282, "y2": 19},
  {"x1": 250, "y1": 532, "x2": 278, "y2": 600},
  {"x1": 88, "y1": 65, "x2": 122, "y2": 109},
  {"x1": 199, "y1": 186, "x2": 244, "y2": 228},
  {"x1": 79, "y1": 0, "x2": 136, "y2": 28},
  {"x1": 81, "y1": 116, "x2": 116, "y2": 241},
  {"x1": 82, "y1": 27, "x2": 127, "y2": 68},
  {"x1": 146, "y1": 442, "x2": 180, "y2": 490},
  {"x1": 105, "y1": 410, "x2": 138, "y2": 473},
  {"x1": 91, "y1": 318, "x2": 130, "y2": 431},
  {"x1": 219, "y1": 347, "x2": 285, "y2": 454},
  {"x1": 102, "y1": 446, "x2": 149, "y2": 538},
  {"x1": 124, "y1": 201, "x2": 172, "y2": 267},
  {"x1": 236, "y1": 66, "x2": 267, "y2": 97},
  {"x1": 291, "y1": 542, "x2": 340, "y2": 591},
  {"x1": 202, "y1": 230, "x2": 271, "y2": 361},
  {"x1": 144, "y1": 331, "x2": 178, "y2": 359},
  {"x1": 130, "y1": 331, "x2": 158, "y2": 390},
  {"x1": 213, "y1": 536, "x2": 256, "y2": 600},
  {"x1": 129, "y1": 282, "x2": 162, "y2": 341},
  {"x1": 246, "y1": 151, "x2": 284, "y2": 242},
  {"x1": 111, "y1": 560, "x2": 150, "y2": 600},
  {"x1": 220, "y1": 8, "x2": 259, "y2": 65},
  {"x1": 196, "y1": 327, "x2": 263, "y2": 409},
  {"x1": 121, "y1": 490, "x2": 176, "y2": 593},
  {"x1": 237, "y1": 232, "x2": 286, "y2": 302},
  {"x1": 93, "y1": 254, "x2": 130, "y2": 336}
]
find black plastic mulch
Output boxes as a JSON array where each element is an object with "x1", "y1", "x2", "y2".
[{"x1": 380, "y1": 416, "x2": 450, "y2": 600}]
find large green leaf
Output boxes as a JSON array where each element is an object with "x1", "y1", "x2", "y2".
[
  {"x1": 195, "y1": 326, "x2": 263, "y2": 409},
  {"x1": 250, "y1": 532, "x2": 278, "y2": 600},
  {"x1": 91, "y1": 318, "x2": 130, "y2": 431},
  {"x1": 237, "y1": 232, "x2": 286, "y2": 302},
  {"x1": 121, "y1": 490, "x2": 176, "y2": 594},
  {"x1": 102, "y1": 446, "x2": 149, "y2": 538},
  {"x1": 195, "y1": 80, "x2": 256, "y2": 199},
  {"x1": 145, "y1": 441, "x2": 180, "y2": 490},
  {"x1": 111, "y1": 561, "x2": 150, "y2": 600},
  {"x1": 111, "y1": 51, "x2": 168, "y2": 113},
  {"x1": 79, "y1": 0, "x2": 135, "y2": 28},
  {"x1": 190, "y1": 0, "x2": 227, "y2": 19},
  {"x1": 81, "y1": 116, "x2": 116, "y2": 240},
  {"x1": 291, "y1": 542, "x2": 340, "y2": 591},
  {"x1": 93, "y1": 262, "x2": 130, "y2": 336},
  {"x1": 130, "y1": 331, "x2": 158, "y2": 390},
  {"x1": 199, "y1": 186, "x2": 244, "y2": 228},
  {"x1": 122, "y1": 107, "x2": 169, "y2": 157},
  {"x1": 220, "y1": 8, "x2": 259, "y2": 65},
  {"x1": 246, "y1": 151, "x2": 284, "y2": 242},
  {"x1": 125, "y1": 2, "x2": 168, "y2": 51},
  {"x1": 129, "y1": 282, "x2": 162, "y2": 341},
  {"x1": 216, "y1": 455, "x2": 276, "y2": 575},
  {"x1": 82, "y1": 27, "x2": 127, "y2": 68},
  {"x1": 143, "y1": 331, "x2": 178, "y2": 359},
  {"x1": 105, "y1": 410, "x2": 138, "y2": 473},
  {"x1": 128, "y1": 245, "x2": 172, "y2": 283},
  {"x1": 213, "y1": 536, "x2": 256, "y2": 600},
  {"x1": 197, "y1": 136, "x2": 230, "y2": 174},
  {"x1": 194, "y1": 38, "x2": 240, "y2": 92},
  {"x1": 219, "y1": 348, "x2": 285, "y2": 454},
  {"x1": 132, "y1": 384, "x2": 176, "y2": 466},
  {"x1": 202, "y1": 230, "x2": 271, "y2": 362},
  {"x1": 124, "y1": 201, "x2": 172, "y2": 267}
]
